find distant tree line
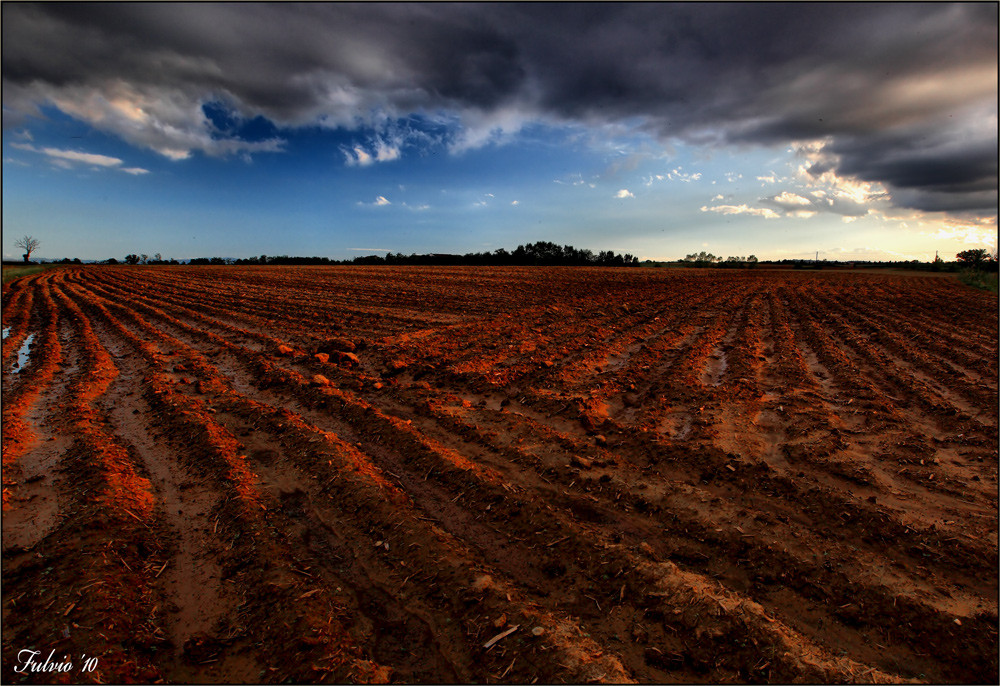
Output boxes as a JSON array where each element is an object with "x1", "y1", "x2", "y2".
[
  {"x1": 23, "y1": 244, "x2": 997, "y2": 273},
  {"x1": 95, "y1": 253, "x2": 180, "y2": 265},
  {"x1": 668, "y1": 250, "x2": 999, "y2": 273},
  {"x1": 679, "y1": 251, "x2": 759, "y2": 268},
  {"x1": 778, "y1": 251, "x2": 998, "y2": 273},
  {"x1": 377, "y1": 242, "x2": 640, "y2": 267},
  {"x1": 156, "y1": 241, "x2": 641, "y2": 267}
]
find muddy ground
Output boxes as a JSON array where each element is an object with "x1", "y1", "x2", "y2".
[{"x1": 2, "y1": 265, "x2": 997, "y2": 683}]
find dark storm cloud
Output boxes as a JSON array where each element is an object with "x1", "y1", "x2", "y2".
[
  {"x1": 828, "y1": 129, "x2": 998, "y2": 212},
  {"x1": 3, "y1": 2, "x2": 995, "y2": 214}
]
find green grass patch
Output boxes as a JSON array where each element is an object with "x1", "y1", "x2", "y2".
[
  {"x1": 2, "y1": 264, "x2": 63, "y2": 285},
  {"x1": 957, "y1": 269, "x2": 999, "y2": 293}
]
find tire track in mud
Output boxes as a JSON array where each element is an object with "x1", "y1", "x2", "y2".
[
  {"x1": 82, "y1": 314, "x2": 242, "y2": 682},
  {"x1": 1, "y1": 315, "x2": 80, "y2": 553},
  {"x1": 3, "y1": 266, "x2": 997, "y2": 684},
  {"x1": 2, "y1": 273, "x2": 64, "y2": 474},
  {"x1": 4, "y1": 273, "x2": 171, "y2": 684},
  {"x1": 1, "y1": 279, "x2": 36, "y2": 368},
  {"x1": 3, "y1": 274, "x2": 72, "y2": 542}
]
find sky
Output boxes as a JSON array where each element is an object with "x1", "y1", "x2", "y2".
[{"x1": 2, "y1": 2, "x2": 997, "y2": 263}]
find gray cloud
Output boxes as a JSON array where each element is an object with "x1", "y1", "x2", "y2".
[
  {"x1": 3, "y1": 2, "x2": 995, "y2": 215},
  {"x1": 828, "y1": 123, "x2": 998, "y2": 212}
]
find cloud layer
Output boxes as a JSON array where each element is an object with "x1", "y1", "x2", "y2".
[{"x1": 3, "y1": 3, "x2": 995, "y2": 215}]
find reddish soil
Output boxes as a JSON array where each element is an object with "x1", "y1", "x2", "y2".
[{"x1": 2, "y1": 265, "x2": 997, "y2": 684}]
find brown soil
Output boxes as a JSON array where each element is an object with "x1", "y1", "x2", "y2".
[{"x1": 2, "y1": 265, "x2": 997, "y2": 684}]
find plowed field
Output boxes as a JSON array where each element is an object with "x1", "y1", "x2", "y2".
[{"x1": 2, "y1": 265, "x2": 997, "y2": 684}]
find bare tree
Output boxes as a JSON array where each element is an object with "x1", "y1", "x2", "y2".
[{"x1": 14, "y1": 235, "x2": 40, "y2": 263}]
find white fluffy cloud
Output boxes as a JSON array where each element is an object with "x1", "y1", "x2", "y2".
[
  {"x1": 343, "y1": 146, "x2": 373, "y2": 166},
  {"x1": 11, "y1": 142, "x2": 150, "y2": 174},
  {"x1": 773, "y1": 191, "x2": 812, "y2": 206},
  {"x1": 666, "y1": 168, "x2": 701, "y2": 182},
  {"x1": 343, "y1": 136, "x2": 403, "y2": 166},
  {"x1": 42, "y1": 147, "x2": 122, "y2": 166},
  {"x1": 357, "y1": 195, "x2": 391, "y2": 206},
  {"x1": 615, "y1": 189, "x2": 634, "y2": 199},
  {"x1": 700, "y1": 204, "x2": 780, "y2": 219}
]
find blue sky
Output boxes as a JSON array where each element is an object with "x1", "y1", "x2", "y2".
[{"x1": 3, "y1": 4, "x2": 996, "y2": 262}]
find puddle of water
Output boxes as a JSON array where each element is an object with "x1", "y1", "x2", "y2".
[{"x1": 12, "y1": 333, "x2": 35, "y2": 373}]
